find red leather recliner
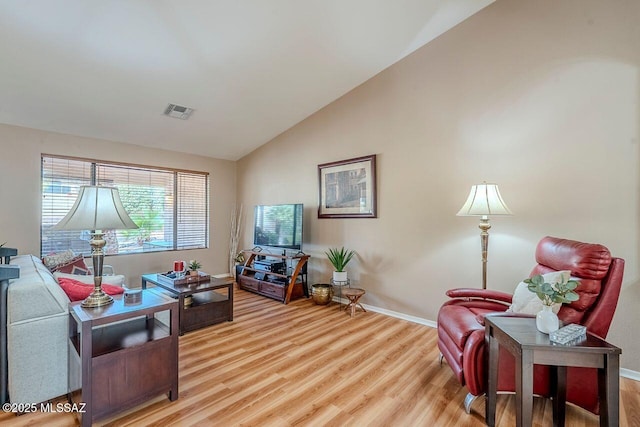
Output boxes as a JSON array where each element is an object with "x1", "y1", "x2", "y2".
[{"x1": 437, "y1": 236, "x2": 624, "y2": 414}]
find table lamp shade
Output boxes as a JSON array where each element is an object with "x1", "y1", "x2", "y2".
[
  {"x1": 53, "y1": 186, "x2": 138, "y2": 231},
  {"x1": 53, "y1": 186, "x2": 137, "y2": 308},
  {"x1": 457, "y1": 183, "x2": 513, "y2": 217}
]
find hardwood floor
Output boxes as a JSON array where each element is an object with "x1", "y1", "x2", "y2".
[{"x1": 1, "y1": 288, "x2": 639, "y2": 426}]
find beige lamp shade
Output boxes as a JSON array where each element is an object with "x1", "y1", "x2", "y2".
[
  {"x1": 53, "y1": 186, "x2": 138, "y2": 231},
  {"x1": 457, "y1": 182, "x2": 512, "y2": 289},
  {"x1": 456, "y1": 183, "x2": 513, "y2": 217},
  {"x1": 53, "y1": 186, "x2": 137, "y2": 308}
]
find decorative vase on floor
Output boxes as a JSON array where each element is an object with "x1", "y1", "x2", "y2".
[
  {"x1": 536, "y1": 305, "x2": 559, "y2": 334},
  {"x1": 311, "y1": 284, "x2": 334, "y2": 305}
]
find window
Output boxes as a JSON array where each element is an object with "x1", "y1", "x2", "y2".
[{"x1": 41, "y1": 155, "x2": 209, "y2": 257}]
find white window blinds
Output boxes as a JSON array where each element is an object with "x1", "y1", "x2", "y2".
[{"x1": 41, "y1": 155, "x2": 209, "y2": 256}]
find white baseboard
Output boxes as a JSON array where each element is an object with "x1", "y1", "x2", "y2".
[
  {"x1": 620, "y1": 368, "x2": 640, "y2": 382},
  {"x1": 331, "y1": 296, "x2": 437, "y2": 328},
  {"x1": 360, "y1": 301, "x2": 438, "y2": 328},
  {"x1": 212, "y1": 273, "x2": 233, "y2": 278},
  {"x1": 333, "y1": 297, "x2": 640, "y2": 381}
]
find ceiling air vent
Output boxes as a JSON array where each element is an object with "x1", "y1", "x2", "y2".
[{"x1": 163, "y1": 103, "x2": 194, "y2": 120}]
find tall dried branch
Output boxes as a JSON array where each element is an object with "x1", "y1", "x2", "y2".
[{"x1": 228, "y1": 204, "x2": 243, "y2": 275}]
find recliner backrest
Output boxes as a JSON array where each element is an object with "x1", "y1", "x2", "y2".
[{"x1": 529, "y1": 236, "x2": 623, "y2": 338}]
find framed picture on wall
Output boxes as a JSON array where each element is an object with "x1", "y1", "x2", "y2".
[{"x1": 318, "y1": 154, "x2": 377, "y2": 218}]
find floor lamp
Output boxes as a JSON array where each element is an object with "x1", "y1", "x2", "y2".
[
  {"x1": 53, "y1": 186, "x2": 138, "y2": 308},
  {"x1": 457, "y1": 182, "x2": 512, "y2": 289}
]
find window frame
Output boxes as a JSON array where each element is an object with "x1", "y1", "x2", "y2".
[{"x1": 41, "y1": 154, "x2": 210, "y2": 257}]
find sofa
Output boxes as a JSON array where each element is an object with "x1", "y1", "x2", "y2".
[
  {"x1": 3, "y1": 254, "x2": 125, "y2": 405},
  {"x1": 3, "y1": 255, "x2": 78, "y2": 405}
]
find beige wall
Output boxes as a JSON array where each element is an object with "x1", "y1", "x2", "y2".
[
  {"x1": 237, "y1": 0, "x2": 640, "y2": 371},
  {"x1": 0, "y1": 123, "x2": 237, "y2": 285}
]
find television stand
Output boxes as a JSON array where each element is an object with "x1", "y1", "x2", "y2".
[{"x1": 237, "y1": 251, "x2": 310, "y2": 304}]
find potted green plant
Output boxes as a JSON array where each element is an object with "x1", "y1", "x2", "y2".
[
  {"x1": 524, "y1": 273, "x2": 579, "y2": 333},
  {"x1": 188, "y1": 260, "x2": 202, "y2": 276},
  {"x1": 325, "y1": 247, "x2": 355, "y2": 282}
]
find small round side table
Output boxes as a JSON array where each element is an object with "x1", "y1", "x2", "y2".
[{"x1": 342, "y1": 287, "x2": 366, "y2": 317}]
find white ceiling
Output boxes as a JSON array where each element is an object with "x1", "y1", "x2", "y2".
[{"x1": 0, "y1": 0, "x2": 493, "y2": 160}]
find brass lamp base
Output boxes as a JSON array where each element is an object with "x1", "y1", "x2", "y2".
[
  {"x1": 81, "y1": 231, "x2": 114, "y2": 308},
  {"x1": 81, "y1": 290, "x2": 114, "y2": 308}
]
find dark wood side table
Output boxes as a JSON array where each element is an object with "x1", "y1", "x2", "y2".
[
  {"x1": 141, "y1": 273, "x2": 233, "y2": 335},
  {"x1": 485, "y1": 316, "x2": 621, "y2": 427},
  {"x1": 68, "y1": 290, "x2": 179, "y2": 427}
]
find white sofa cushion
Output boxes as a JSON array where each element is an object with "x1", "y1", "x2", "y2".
[{"x1": 8, "y1": 255, "x2": 68, "y2": 323}]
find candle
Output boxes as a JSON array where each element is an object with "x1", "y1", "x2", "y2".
[{"x1": 173, "y1": 260, "x2": 185, "y2": 273}]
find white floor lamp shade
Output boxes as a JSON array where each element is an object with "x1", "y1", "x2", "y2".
[{"x1": 457, "y1": 182, "x2": 512, "y2": 289}]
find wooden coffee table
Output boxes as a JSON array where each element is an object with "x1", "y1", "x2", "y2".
[
  {"x1": 141, "y1": 273, "x2": 234, "y2": 335},
  {"x1": 485, "y1": 316, "x2": 621, "y2": 427}
]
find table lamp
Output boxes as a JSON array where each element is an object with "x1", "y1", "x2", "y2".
[
  {"x1": 53, "y1": 186, "x2": 138, "y2": 307},
  {"x1": 457, "y1": 182, "x2": 512, "y2": 289}
]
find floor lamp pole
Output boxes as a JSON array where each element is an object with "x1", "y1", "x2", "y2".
[
  {"x1": 457, "y1": 182, "x2": 513, "y2": 290},
  {"x1": 479, "y1": 216, "x2": 491, "y2": 290}
]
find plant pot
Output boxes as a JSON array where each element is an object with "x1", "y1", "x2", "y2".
[
  {"x1": 311, "y1": 284, "x2": 334, "y2": 305},
  {"x1": 536, "y1": 305, "x2": 559, "y2": 334},
  {"x1": 332, "y1": 271, "x2": 348, "y2": 282}
]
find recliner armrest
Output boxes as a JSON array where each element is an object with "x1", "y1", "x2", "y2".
[{"x1": 446, "y1": 288, "x2": 513, "y2": 304}]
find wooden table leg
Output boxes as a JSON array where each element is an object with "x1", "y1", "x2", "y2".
[
  {"x1": 178, "y1": 294, "x2": 185, "y2": 336},
  {"x1": 343, "y1": 289, "x2": 365, "y2": 317},
  {"x1": 169, "y1": 303, "x2": 179, "y2": 401},
  {"x1": 515, "y1": 349, "x2": 533, "y2": 427},
  {"x1": 486, "y1": 325, "x2": 499, "y2": 427},
  {"x1": 228, "y1": 283, "x2": 234, "y2": 321},
  {"x1": 551, "y1": 365, "x2": 567, "y2": 427},
  {"x1": 80, "y1": 322, "x2": 93, "y2": 427},
  {"x1": 599, "y1": 353, "x2": 619, "y2": 427}
]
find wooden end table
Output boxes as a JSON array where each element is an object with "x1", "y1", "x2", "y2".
[
  {"x1": 343, "y1": 287, "x2": 366, "y2": 317},
  {"x1": 68, "y1": 290, "x2": 179, "y2": 427},
  {"x1": 141, "y1": 273, "x2": 234, "y2": 335},
  {"x1": 485, "y1": 316, "x2": 621, "y2": 427}
]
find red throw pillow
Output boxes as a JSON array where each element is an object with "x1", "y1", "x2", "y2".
[
  {"x1": 57, "y1": 277, "x2": 124, "y2": 302},
  {"x1": 51, "y1": 255, "x2": 90, "y2": 275}
]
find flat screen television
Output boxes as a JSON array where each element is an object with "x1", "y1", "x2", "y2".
[{"x1": 253, "y1": 204, "x2": 303, "y2": 250}]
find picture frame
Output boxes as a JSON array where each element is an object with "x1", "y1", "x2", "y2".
[{"x1": 318, "y1": 154, "x2": 377, "y2": 218}]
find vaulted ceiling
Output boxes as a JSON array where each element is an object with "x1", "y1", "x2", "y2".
[{"x1": 0, "y1": 0, "x2": 493, "y2": 160}]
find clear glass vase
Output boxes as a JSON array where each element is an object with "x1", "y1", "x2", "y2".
[{"x1": 536, "y1": 305, "x2": 559, "y2": 334}]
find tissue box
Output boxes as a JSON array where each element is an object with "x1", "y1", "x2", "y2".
[
  {"x1": 124, "y1": 289, "x2": 142, "y2": 305},
  {"x1": 550, "y1": 324, "x2": 587, "y2": 345}
]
